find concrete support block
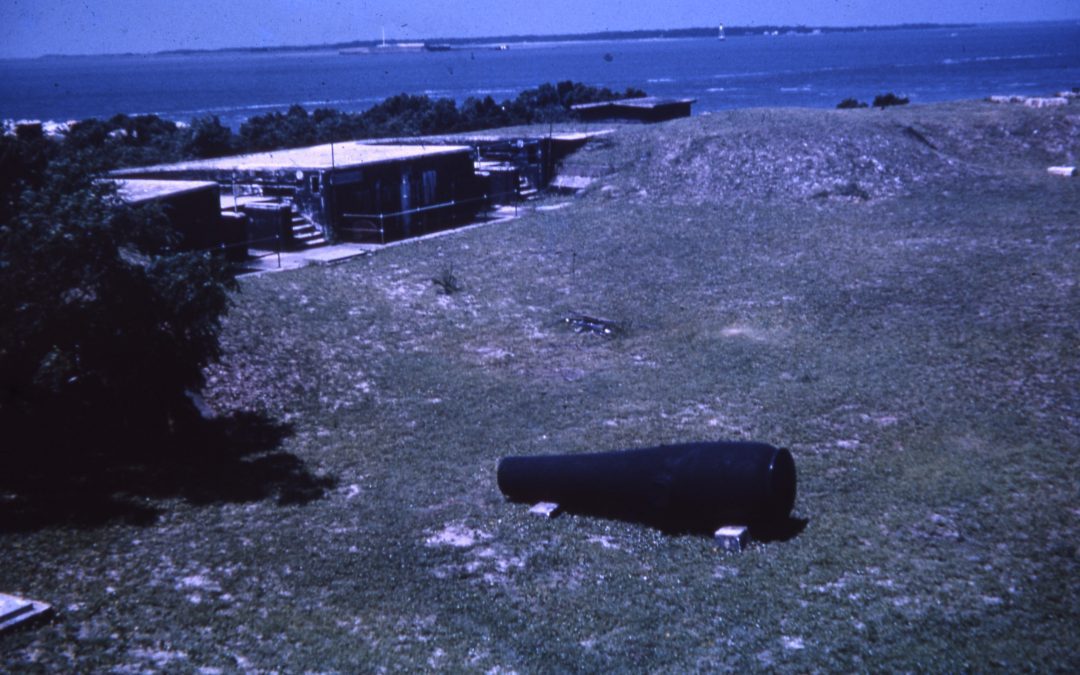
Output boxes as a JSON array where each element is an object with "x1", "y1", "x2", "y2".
[
  {"x1": 714, "y1": 525, "x2": 749, "y2": 552},
  {"x1": 528, "y1": 502, "x2": 562, "y2": 518}
]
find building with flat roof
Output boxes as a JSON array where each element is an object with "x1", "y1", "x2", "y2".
[
  {"x1": 113, "y1": 178, "x2": 245, "y2": 258},
  {"x1": 571, "y1": 97, "x2": 695, "y2": 123},
  {"x1": 113, "y1": 142, "x2": 485, "y2": 244},
  {"x1": 359, "y1": 130, "x2": 613, "y2": 202},
  {"x1": 114, "y1": 177, "x2": 218, "y2": 204}
]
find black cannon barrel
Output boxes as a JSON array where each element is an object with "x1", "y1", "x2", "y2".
[{"x1": 497, "y1": 441, "x2": 796, "y2": 533}]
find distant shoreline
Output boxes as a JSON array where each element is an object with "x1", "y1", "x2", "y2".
[
  {"x1": 6, "y1": 21, "x2": 1074, "y2": 131},
  {"x1": 24, "y1": 22, "x2": 997, "y2": 60}
]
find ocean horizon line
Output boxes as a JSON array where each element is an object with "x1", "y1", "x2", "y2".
[{"x1": 13, "y1": 20, "x2": 1073, "y2": 62}]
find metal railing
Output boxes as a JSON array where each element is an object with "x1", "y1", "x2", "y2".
[
  {"x1": 338, "y1": 191, "x2": 519, "y2": 244},
  {"x1": 193, "y1": 234, "x2": 283, "y2": 271},
  {"x1": 238, "y1": 235, "x2": 284, "y2": 269}
]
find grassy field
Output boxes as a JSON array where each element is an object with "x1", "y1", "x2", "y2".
[{"x1": 2, "y1": 99, "x2": 1078, "y2": 671}]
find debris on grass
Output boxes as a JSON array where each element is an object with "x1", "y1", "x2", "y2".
[
  {"x1": 431, "y1": 267, "x2": 464, "y2": 294},
  {"x1": 561, "y1": 312, "x2": 624, "y2": 337},
  {"x1": 424, "y1": 523, "x2": 491, "y2": 548},
  {"x1": 812, "y1": 180, "x2": 872, "y2": 201}
]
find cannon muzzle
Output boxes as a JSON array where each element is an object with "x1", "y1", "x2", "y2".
[{"x1": 497, "y1": 441, "x2": 796, "y2": 533}]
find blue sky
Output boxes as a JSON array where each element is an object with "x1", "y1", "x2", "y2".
[{"x1": 2, "y1": 0, "x2": 1079, "y2": 58}]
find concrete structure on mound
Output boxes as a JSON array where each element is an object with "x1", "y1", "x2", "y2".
[
  {"x1": 362, "y1": 130, "x2": 610, "y2": 204},
  {"x1": 572, "y1": 97, "x2": 695, "y2": 123},
  {"x1": 112, "y1": 130, "x2": 610, "y2": 248},
  {"x1": 114, "y1": 143, "x2": 486, "y2": 245}
]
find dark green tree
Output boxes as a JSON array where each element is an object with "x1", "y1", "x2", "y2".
[
  {"x1": 458, "y1": 95, "x2": 513, "y2": 130},
  {"x1": 360, "y1": 93, "x2": 440, "y2": 136},
  {"x1": 228, "y1": 81, "x2": 649, "y2": 153},
  {"x1": 837, "y1": 98, "x2": 869, "y2": 109},
  {"x1": 238, "y1": 104, "x2": 318, "y2": 152},
  {"x1": 59, "y1": 114, "x2": 186, "y2": 170},
  {"x1": 0, "y1": 145, "x2": 235, "y2": 449},
  {"x1": 312, "y1": 108, "x2": 367, "y2": 143},
  {"x1": 873, "y1": 93, "x2": 910, "y2": 108},
  {"x1": 183, "y1": 115, "x2": 234, "y2": 158},
  {"x1": 0, "y1": 133, "x2": 50, "y2": 225}
]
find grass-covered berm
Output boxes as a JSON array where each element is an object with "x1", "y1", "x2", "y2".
[{"x1": 3, "y1": 99, "x2": 1078, "y2": 671}]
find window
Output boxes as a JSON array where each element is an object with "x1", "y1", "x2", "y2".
[{"x1": 422, "y1": 170, "x2": 437, "y2": 204}]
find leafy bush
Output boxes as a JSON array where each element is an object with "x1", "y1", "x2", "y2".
[
  {"x1": 47, "y1": 81, "x2": 647, "y2": 164},
  {"x1": 873, "y1": 93, "x2": 910, "y2": 108},
  {"x1": 508, "y1": 81, "x2": 647, "y2": 123},
  {"x1": 0, "y1": 142, "x2": 235, "y2": 447},
  {"x1": 182, "y1": 115, "x2": 234, "y2": 158},
  {"x1": 431, "y1": 267, "x2": 463, "y2": 295},
  {"x1": 234, "y1": 81, "x2": 648, "y2": 151},
  {"x1": 63, "y1": 114, "x2": 187, "y2": 168},
  {"x1": 837, "y1": 98, "x2": 869, "y2": 109},
  {"x1": 238, "y1": 104, "x2": 319, "y2": 153}
]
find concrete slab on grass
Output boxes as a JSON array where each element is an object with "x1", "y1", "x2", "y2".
[
  {"x1": 239, "y1": 243, "x2": 374, "y2": 275},
  {"x1": 0, "y1": 593, "x2": 52, "y2": 633}
]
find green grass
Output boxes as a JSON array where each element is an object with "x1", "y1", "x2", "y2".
[{"x1": 2, "y1": 100, "x2": 1078, "y2": 671}]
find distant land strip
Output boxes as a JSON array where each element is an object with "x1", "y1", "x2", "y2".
[{"x1": 38, "y1": 23, "x2": 981, "y2": 59}]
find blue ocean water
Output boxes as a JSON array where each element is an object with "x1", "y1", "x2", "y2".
[{"x1": 1, "y1": 22, "x2": 1078, "y2": 128}]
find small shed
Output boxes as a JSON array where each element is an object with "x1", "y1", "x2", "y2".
[
  {"x1": 572, "y1": 97, "x2": 695, "y2": 123},
  {"x1": 113, "y1": 179, "x2": 243, "y2": 258}
]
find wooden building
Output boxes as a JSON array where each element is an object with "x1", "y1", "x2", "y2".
[
  {"x1": 113, "y1": 142, "x2": 485, "y2": 244},
  {"x1": 367, "y1": 130, "x2": 604, "y2": 201}
]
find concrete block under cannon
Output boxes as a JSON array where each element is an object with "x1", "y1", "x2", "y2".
[{"x1": 497, "y1": 441, "x2": 796, "y2": 534}]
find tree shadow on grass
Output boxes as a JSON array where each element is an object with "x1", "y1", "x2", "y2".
[{"x1": 0, "y1": 411, "x2": 336, "y2": 532}]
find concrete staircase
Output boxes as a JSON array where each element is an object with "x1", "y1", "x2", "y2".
[
  {"x1": 518, "y1": 175, "x2": 539, "y2": 201},
  {"x1": 289, "y1": 208, "x2": 327, "y2": 248}
]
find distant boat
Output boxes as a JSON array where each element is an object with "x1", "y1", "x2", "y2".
[{"x1": 718, "y1": 23, "x2": 726, "y2": 41}]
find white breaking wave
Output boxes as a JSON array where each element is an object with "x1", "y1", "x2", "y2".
[{"x1": 942, "y1": 53, "x2": 1052, "y2": 66}]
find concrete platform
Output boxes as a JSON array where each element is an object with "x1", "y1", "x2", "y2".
[
  {"x1": 0, "y1": 593, "x2": 52, "y2": 633},
  {"x1": 238, "y1": 243, "x2": 375, "y2": 276},
  {"x1": 235, "y1": 204, "x2": 526, "y2": 277}
]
